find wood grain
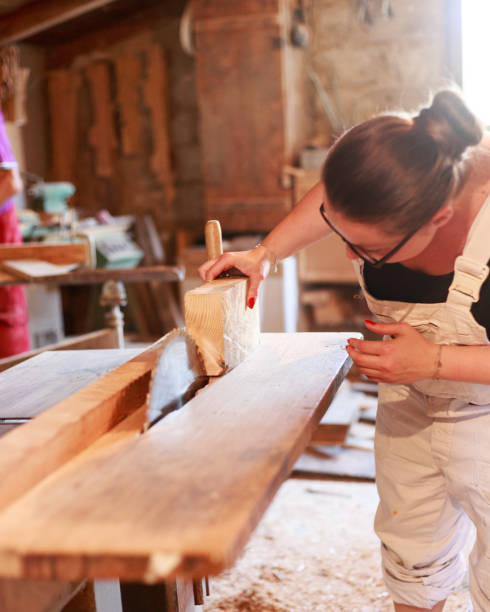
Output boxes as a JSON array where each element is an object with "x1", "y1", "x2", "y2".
[
  {"x1": 47, "y1": 69, "x2": 80, "y2": 183},
  {"x1": 0, "y1": 349, "x2": 141, "y2": 418},
  {"x1": 0, "y1": 333, "x2": 356, "y2": 582},
  {"x1": 0, "y1": 341, "x2": 166, "y2": 514},
  {"x1": 143, "y1": 43, "x2": 175, "y2": 208},
  {"x1": 0, "y1": 329, "x2": 119, "y2": 373},
  {"x1": 115, "y1": 54, "x2": 143, "y2": 156},
  {"x1": 86, "y1": 61, "x2": 117, "y2": 178},
  {"x1": 184, "y1": 278, "x2": 260, "y2": 375}
]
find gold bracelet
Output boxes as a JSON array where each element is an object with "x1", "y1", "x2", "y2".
[
  {"x1": 255, "y1": 243, "x2": 279, "y2": 272},
  {"x1": 433, "y1": 344, "x2": 443, "y2": 380}
]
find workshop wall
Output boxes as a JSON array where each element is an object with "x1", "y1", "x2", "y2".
[
  {"x1": 303, "y1": 0, "x2": 448, "y2": 145},
  {"x1": 44, "y1": 12, "x2": 203, "y2": 235}
]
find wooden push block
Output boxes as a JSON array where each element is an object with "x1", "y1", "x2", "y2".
[
  {"x1": 185, "y1": 276, "x2": 259, "y2": 375},
  {"x1": 184, "y1": 220, "x2": 260, "y2": 376}
]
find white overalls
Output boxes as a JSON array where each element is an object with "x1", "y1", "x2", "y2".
[{"x1": 354, "y1": 195, "x2": 490, "y2": 610}]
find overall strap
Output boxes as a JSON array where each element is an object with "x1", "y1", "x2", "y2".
[{"x1": 447, "y1": 194, "x2": 490, "y2": 310}]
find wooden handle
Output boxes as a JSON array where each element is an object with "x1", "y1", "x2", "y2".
[{"x1": 205, "y1": 220, "x2": 223, "y2": 260}]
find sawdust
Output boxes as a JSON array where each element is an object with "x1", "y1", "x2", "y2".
[{"x1": 203, "y1": 480, "x2": 471, "y2": 611}]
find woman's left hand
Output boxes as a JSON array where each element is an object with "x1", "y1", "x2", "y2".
[{"x1": 346, "y1": 320, "x2": 439, "y2": 384}]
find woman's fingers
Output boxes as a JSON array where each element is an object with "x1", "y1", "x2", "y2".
[
  {"x1": 346, "y1": 347, "x2": 382, "y2": 370},
  {"x1": 197, "y1": 258, "x2": 218, "y2": 280},
  {"x1": 347, "y1": 338, "x2": 387, "y2": 355}
]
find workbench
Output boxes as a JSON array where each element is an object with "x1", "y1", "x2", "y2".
[{"x1": 0, "y1": 332, "x2": 356, "y2": 611}]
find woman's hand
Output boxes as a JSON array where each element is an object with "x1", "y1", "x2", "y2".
[
  {"x1": 346, "y1": 320, "x2": 439, "y2": 384},
  {"x1": 198, "y1": 245, "x2": 273, "y2": 306}
]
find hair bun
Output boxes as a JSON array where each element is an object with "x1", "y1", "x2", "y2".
[{"x1": 413, "y1": 90, "x2": 483, "y2": 161}]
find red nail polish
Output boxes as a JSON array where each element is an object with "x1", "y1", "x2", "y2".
[
  {"x1": 365, "y1": 319, "x2": 376, "y2": 325},
  {"x1": 248, "y1": 297, "x2": 255, "y2": 309}
]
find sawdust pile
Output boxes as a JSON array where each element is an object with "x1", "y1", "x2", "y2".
[{"x1": 203, "y1": 480, "x2": 471, "y2": 612}]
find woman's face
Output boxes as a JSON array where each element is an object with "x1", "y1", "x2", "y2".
[{"x1": 322, "y1": 200, "x2": 449, "y2": 266}]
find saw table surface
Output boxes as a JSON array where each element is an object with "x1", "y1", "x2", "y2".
[{"x1": 0, "y1": 333, "x2": 356, "y2": 583}]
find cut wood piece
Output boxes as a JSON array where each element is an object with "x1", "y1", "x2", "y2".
[
  {"x1": 184, "y1": 278, "x2": 260, "y2": 376},
  {"x1": 0, "y1": 333, "x2": 357, "y2": 581},
  {"x1": 0, "y1": 341, "x2": 165, "y2": 513}
]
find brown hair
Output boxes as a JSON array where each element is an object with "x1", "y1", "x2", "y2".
[{"x1": 321, "y1": 90, "x2": 483, "y2": 234}]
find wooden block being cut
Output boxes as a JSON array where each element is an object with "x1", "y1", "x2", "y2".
[{"x1": 184, "y1": 277, "x2": 259, "y2": 375}]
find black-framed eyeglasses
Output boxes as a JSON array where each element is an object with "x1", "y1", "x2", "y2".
[{"x1": 319, "y1": 202, "x2": 420, "y2": 269}]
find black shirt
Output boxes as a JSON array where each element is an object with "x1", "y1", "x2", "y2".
[{"x1": 363, "y1": 260, "x2": 490, "y2": 339}]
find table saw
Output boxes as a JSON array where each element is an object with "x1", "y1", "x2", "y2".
[{"x1": 0, "y1": 330, "x2": 357, "y2": 612}]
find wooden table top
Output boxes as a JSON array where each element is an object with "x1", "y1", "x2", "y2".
[{"x1": 0, "y1": 333, "x2": 357, "y2": 582}]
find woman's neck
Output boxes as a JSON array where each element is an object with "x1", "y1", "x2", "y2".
[{"x1": 401, "y1": 144, "x2": 490, "y2": 275}]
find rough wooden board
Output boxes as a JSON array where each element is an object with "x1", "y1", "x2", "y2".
[
  {"x1": 0, "y1": 341, "x2": 165, "y2": 514},
  {"x1": 86, "y1": 61, "x2": 117, "y2": 178},
  {"x1": 0, "y1": 333, "x2": 357, "y2": 582},
  {"x1": 0, "y1": 349, "x2": 141, "y2": 419},
  {"x1": 143, "y1": 43, "x2": 175, "y2": 207},
  {"x1": 47, "y1": 68, "x2": 80, "y2": 184},
  {"x1": 115, "y1": 53, "x2": 143, "y2": 156},
  {"x1": 0, "y1": 329, "x2": 119, "y2": 373},
  {"x1": 292, "y1": 446, "x2": 375, "y2": 482},
  {"x1": 184, "y1": 278, "x2": 260, "y2": 376}
]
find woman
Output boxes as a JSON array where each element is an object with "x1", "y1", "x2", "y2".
[
  {"x1": 0, "y1": 108, "x2": 29, "y2": 358},
  {"x1": 199, "y1": 90, "x2": 490, "y2": 612}
]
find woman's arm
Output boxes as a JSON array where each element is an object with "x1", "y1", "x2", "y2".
[
  {"x1": 199, "y1": 181, "x2": 331, "y2": 302},
  {"x1": 347, "y1": 320, "x2": 490, "y2": 385}
]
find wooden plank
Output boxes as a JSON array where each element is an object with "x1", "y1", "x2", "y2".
[
  {"x1": 0, "y1": 265, "x2": 185, "y2": 286},
  {"x1": 143, "y1": 43, "x2": 175, "y2": 208},
  {"x1": 47, "y1": 69, "x2": 80, "y2": 183},
  {"x1": 0, "y1": 329, "x2": 119, "y2": 373},
  {"x1": 0, "y1": 340, "x2": 165, "y2": 514},
  {"x1": 0, "y1": 333, "x2": 357, "y2": 582},
  {"x1": 184, "y1": 278, "x2": 260, "y2": 376},
  {"x1": 115, "y1": 54, "x2": 143, "y2": 156},
  {"x1": 0, "y1": 243, "x2": 88, "y2": 266},
  {"x1": 0, "y1": 0, "x2": 118, "y2": 45},
  {"x1": 86, "y1": 61, "x2": 117, "y2": 178},
  {"x1": 0, "y1": 349, "x2": 141, "y2": 418}
]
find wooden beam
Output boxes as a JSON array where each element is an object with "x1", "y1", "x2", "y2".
[
  {"x1": 184, "y1": 278, "x2": 260, "y2": 376},
  {"x1": 0, "y1": 0, "x2": 119, "y2": 45},
  {"x1": 0, "y1": 333, "x2": 356, "y2": 582}
]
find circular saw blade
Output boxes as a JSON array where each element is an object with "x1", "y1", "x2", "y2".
[{"x1": 145, "y1": 328, "x2": 207, "y2": 428}]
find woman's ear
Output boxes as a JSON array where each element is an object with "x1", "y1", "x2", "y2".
[{"x1": 431, "y1": 205, "x2": 453, "y2": 228}]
